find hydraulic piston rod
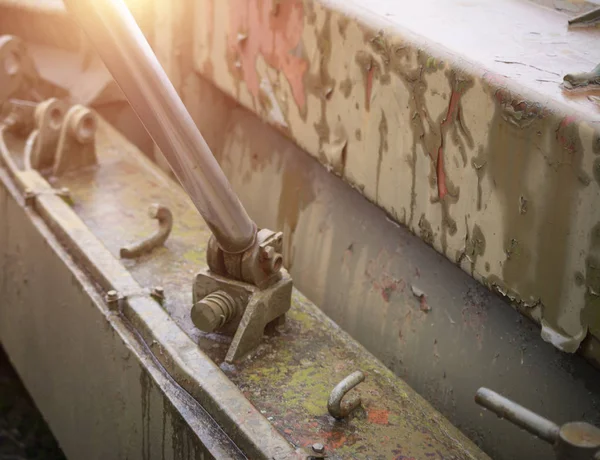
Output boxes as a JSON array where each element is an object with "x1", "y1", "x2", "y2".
[{"x1": 63, "y1": 0, "x2": 256, "y2": 254}]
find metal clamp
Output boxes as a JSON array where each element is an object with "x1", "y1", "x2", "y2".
[
  {"x1": 328, "y1": 371, "x2": 365, "y2": 419},
  {"x1": 120, "y1": 204, "x2": 173, "y2": 258},
  {"x1": 475, "y1": 388, "x2": 600, "y2": 459}
]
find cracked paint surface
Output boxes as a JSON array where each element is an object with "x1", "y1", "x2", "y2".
[
  {"x1": 227, "y1": 0, "x2": 308, "y2": 110},
  {"x1": 189, "y1": 0, "x2": 600, "y2": 353}
]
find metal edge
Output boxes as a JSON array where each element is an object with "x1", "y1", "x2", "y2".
[
  {"x1": 1, "y1": 159, "x2": 304, "y2": 459},
  {"x1": 0, "y1": 165, "x2": 246, "y2": 459}
]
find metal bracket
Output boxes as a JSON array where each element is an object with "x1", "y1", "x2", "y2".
[
  {"x1": 0, "y1": 35, "x2": 40, "y2": 104},
  {"x1": 24, "y1": 98, "x2": 66, "y2": 171},
  {"x1": 104, "y1": 286, "x2": 166, "y2": 312},
  {"x1": 192, "y1": 268, "x2": 292, "y2": 362},
  {"x1": 22, "y1": 186, "x2": 72, "y2": 207},
  {"x1": 52, "y1": 104, "x2": 98, "y2": 175}
]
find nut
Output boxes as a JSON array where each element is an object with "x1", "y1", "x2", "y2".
[
  {"x1": 105, "y1": 290, "x2": 119, "y2": 310},
  {"x1": 312, "y1": 443, "x2": 325, "y2": 454},
  {"x1": 23, "y1": 188, "x2": 35, "y2": 206}
]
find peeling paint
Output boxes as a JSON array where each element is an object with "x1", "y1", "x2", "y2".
[
  {"x1": 190, "y1": 0, "x2": 600, "y2": 354},
  {"x1": 228, "y1": 0, "x2": 308, "y2": 109}
]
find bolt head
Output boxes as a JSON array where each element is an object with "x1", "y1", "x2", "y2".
[
  {"x1": 312, "y1": 443, "x2": 325, "y2": 454},
  {"x1": 23, "y1": 188, "x2": 35, "y2": 206},
  {"x1": 106, "y1": 290, "x2": 118, "y2": 301}
]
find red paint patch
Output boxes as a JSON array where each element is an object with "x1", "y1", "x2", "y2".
[
  {"x1": 326, "y1": 432, "x2": 348, "y2": 449},
  {"x1": 556, "y1": 115, "x2": 580, "y2": 155},
  {"x1": 368, "y1": 409, "x2": 389, "y2": 425},
  {"x1": 229, "y1": 0, "x2": 308, "y2": 109},
  {"x1": 436, "y1": 146, "x2": 448, "y2": 200},
  {"x1": 365, "y1": 64, "x2": 375, "y2": 111}
]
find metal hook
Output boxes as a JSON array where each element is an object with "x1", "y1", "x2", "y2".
[
  {"x1": 328, "y1": 371, "x2": 365, "y2": 419},
  {"x1": 120, "y1": 203, "x2": 173, "y2": 258}
]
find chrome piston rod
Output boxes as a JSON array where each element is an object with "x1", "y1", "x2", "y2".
[{"x1": 63, "y1": 0, "x2": 256, "y2": 254}]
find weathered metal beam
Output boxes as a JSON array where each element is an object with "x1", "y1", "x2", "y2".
[{"x1": 0, "y1": 169, "x2": 245, "y2": 459}]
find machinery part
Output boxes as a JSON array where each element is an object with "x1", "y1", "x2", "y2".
[
  {"x1": 327, "y1": 371, "x2": 365, "y2": 420},
  {"x1": 192, "y1": 290, "x2": 240, "y2": 333},
  {"x1": 52, "y1": 104, "x2": 97, "y2": 175},
  {"x1": 105, "y1": 290, "x2": 120, "y2": 311},
  {"x1": 476, "y1": 388, "x2": 600, "y2": 459},
  {"x1": 120, "y1": 203, "x2": 173, "y2": 259},
  {"x1": 563, "y1": 63, "x2": 600, "y2": 91},
  {"x1": 193, "y1": 268, "x2": 292, "y2": 362},
  {"x1": 1, "y1": 98, "x2": 37, "y2": 134},
  {"x1": 207, "y1": 228, "x2": 284, "y2": 289},
  {"x1": 568, "y1": 7, "x2": 600, "y2": 28},
  {"x1": 0, "y1": 35, "x2": 39, "y2": 104},
  {"x1": 475, "y1": 387, "x2": 559, "y2": 444},
  {"x1": 17, "y1": 186, "x2": 72, "y2": 208},
  {"x1": 64, "y1": 1, "x2": 289, "y2": 366},
  {"x1": 24, "y1": 98, "x2": 65, "y2": 171},
  {"x1": 63, "y1": 0, "x2": 256, "y2": 254}
]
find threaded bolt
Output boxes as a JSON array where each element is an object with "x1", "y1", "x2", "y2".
[
  {"x1": 191, "y1": 290, "x2": 238, "y2": 333},
  {"x1": 105, "y1": 290, "x2": 119, "y2": 310}
]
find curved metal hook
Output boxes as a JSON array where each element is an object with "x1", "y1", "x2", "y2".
[
  {"x1": 328, "y1": 370, "x2": 365, "y2": 419},
  {"x1": 120, "y1": 203, "x2": 173, "y2": 258}
]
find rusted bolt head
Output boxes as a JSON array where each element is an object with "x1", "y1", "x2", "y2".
[
  {"x1": 312, "y1": 443, "x2": 325, "y2": 454},
  {"x1": 23, "y1": 189, "x2": 35, "y2": 206},
  {"x1": 106, "y1": 290, "x2": 119, "y2": 302},
  {"x1": 153, "y1": 286, "x2": 164, "y2": 296}
]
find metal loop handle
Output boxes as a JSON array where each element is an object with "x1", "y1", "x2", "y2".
[{"x1": 328, "y1": 371, "x2": 365, "y2": 419}]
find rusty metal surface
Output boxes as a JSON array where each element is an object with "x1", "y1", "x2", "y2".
[
  {"x1": 182, "y1": 0, "x2": 600, "y2": 354},
  {"x1": 0, "y1": 169, "x2": 245, "y2": 459},
  {"x1": 210, "y1": 106, "x2": 600, "y2": 460},
  {"x1": 51, "y1": 118, "x2": 488, "y2": 459}
]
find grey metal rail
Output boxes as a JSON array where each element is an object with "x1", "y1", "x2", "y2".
[
  {"x1": 63, "y1": 0, "x2": 256, "y2": 254},
  {"x1": 475, "y1": 387, "x2": 560, "y2": 444}
]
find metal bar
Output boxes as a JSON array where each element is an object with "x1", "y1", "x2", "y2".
[
  {"x1": 62, "y1": 0, "x2": 256, "y2": 254},
  {"x1": 475, "y1": 388, "x2": 560, "y2": 445}
]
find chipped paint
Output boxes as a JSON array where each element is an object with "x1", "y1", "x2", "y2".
[
  {"x1": 227, "y1": 0, "x2": 308, "y2": 110},
  {"x1": 190, "y1": 0, "x2": 600, "y2": 355}
]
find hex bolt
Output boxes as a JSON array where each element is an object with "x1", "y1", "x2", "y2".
[
  {"x1": 191, "y1": 290, "x2": 239, "y2": 333},
  {"x1": 23, "y1": 188, "x2": 35, "y2": 207},
  {"x1": 105, "y1": 290, "x2": 119, "y2": 310},
  {"x1": 312, "y1": 443, "x2": 325, "y2": 454}
]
